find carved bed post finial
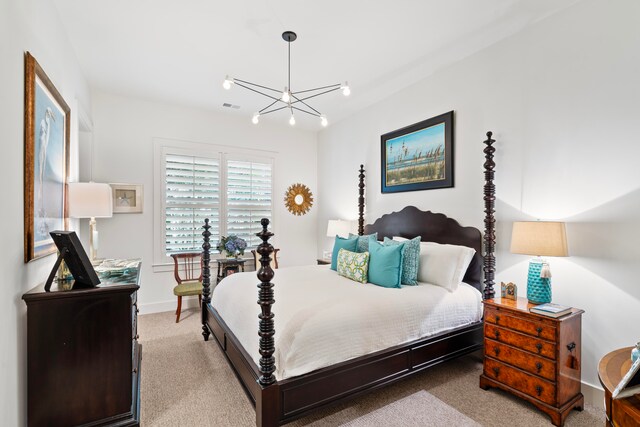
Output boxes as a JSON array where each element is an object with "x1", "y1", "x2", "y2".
[
  {"x1": 358, "y1": 164, "x2": 365, "y2": 236},
  {"x1": 256, "y1": 218, "x2": 276, "y2": 386},
  {"x1": 483, "y1": 132, "x2": 496, "y2": 300},
  {"x1": 201, "y1": 218, "x2": 212, "y2": 341}
]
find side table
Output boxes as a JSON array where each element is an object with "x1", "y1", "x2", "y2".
[
  {"x1": 217, "y1": 258, "x2": 246, "y2": 283},
  {"x1": 599, "y1": 347, "x2": 640, "y2": 426}
]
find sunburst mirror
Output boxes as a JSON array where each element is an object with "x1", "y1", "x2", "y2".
[{"x1": 284, "y1": 183, "x2": 314, "y2": 216}]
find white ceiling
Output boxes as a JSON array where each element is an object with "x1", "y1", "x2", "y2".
[{"x1": 53, "y1": 0, "x2": 578, "y2": 130}]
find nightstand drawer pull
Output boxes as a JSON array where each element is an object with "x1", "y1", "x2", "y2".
[
  {"x1": 535, "y1": 343, "x2": 542, "y2": 354},
  {"x1": 536, "y1": 326, "x2": 543, "y2": 336},
  {"x1": 495, "y1": 315, "x2": 500, "y2": 323},
  {"x1": 535, "y1": 385, "x2": 543, "y2": 397},
  {"x1": 494, "y1": 330, "x2": 501, "y2": 339},
  {"x1": 536, "y1": 362, "x2": 543, "y2": 373},
  {"x1": 493, "y1": 347, "x2": 500, "y2": 357},
  {"x1": 492, "y1": 367, "x2": 500, "y2": 377}
]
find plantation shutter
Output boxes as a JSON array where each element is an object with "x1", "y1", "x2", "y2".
[
  {"x1": 226, "y1": 159, "x2": 273, "y2": 248},
  {"x1": 164, "y1": 154, "x2": 220, "y2": 254}
]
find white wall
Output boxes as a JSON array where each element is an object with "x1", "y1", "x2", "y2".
[
  {"x1": 0, "y1": 0, "x2": 91, "y2": 424},
  {"x1": 317, "y1": 0, "x2": 640, "y2": 390},
  {"x1": 88, "y1": 92, "x2": 318, "y2": 313}
]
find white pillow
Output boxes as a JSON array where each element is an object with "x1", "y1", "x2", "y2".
[{"x1": 417, "y1": 242, "x2": 475, "y2": 292}]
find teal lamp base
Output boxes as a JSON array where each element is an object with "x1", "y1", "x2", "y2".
[{"x1": 526, "y1": 259, "x2": 551, "y2": 304}]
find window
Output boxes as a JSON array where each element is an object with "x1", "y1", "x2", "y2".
[{"x1": 156, "y1": 140, "x2": 273, "y2": 262}]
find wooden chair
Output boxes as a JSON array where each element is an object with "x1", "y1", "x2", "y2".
[
  {"x1": 170, "y1": 252, "x2": 203, "y2": 323},
  {"x1": 251, "y1": 248, "x2": 280, "y2": 271}
]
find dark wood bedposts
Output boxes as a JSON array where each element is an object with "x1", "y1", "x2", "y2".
[
  {"x1": 483, "y1": 132, "x2": 496, "y2": 300},
  {"x1": 358, "y1": 165, "x2": 365, "y2": 236},
  {"x1": 202, "y1": 218, "x2": 212, "y2": 341},
  {"x1": 256, "y1": 218, "x2": 276, "y2": 386}
]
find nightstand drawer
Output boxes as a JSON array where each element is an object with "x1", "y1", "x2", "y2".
[
  {"x1": 484, "y1": 358, "x2": 556, "y2": 405},
  {"x1": 485, "y1": 324, "x2": 556, "y2": 359},
  {"x1": 485, "y1": 339, "x2": 556, "y2": 381},
  {"x1": 485, "y1": 308, "x2": 555, "y2": 341}
]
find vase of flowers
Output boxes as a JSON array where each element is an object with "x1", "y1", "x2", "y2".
[{"x1": 216, "y1": 235, "x2": 247, "y2": 258}]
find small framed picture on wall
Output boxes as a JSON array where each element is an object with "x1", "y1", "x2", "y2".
[{"x1": 110, "y1": 183, "x2": 143, "y2": 213}]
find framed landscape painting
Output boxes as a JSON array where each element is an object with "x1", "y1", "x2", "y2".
[
  {"x1": 24, "y1": 52, "x2": 70, "y2": 262},
  {"x1": 381, "y1": 111, "x2": 453, "y2": 193}
]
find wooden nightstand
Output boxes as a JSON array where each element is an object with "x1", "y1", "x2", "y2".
[
  {"x1": 599, "y1": 347, "x2": 640, "y2": 426},
  {"x1": 317, "y1": 258, "x2": 330, "y2": 265},
  {"x1": 479, "y1": 297, "x2": 584, "y2": 426}
]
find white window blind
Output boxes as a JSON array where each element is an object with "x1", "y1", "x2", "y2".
[
  {"x1": 226, "y1": 159, "x2": 273, "y2": 248},
  {"x1": 164, "y1": 154, "x2": 220, "y2": 254}
]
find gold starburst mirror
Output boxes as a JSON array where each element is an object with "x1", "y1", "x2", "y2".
[{"x1": 284, "y1": 183, "x2": 314, "y2": 216}]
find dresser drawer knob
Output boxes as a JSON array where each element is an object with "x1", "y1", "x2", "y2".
[
  {"x1": 535, "y1": 343, "x2": 542, "y2": 354},
  {"x1": 494, "y1": 330, "x2": 501, "y2": 339},
  {"x1": 495, "y1": 315, "x2": 500, "y2": 323},
  {"x1": 492, "y1": 367, "x2": 500, "y2": 377},
  {"x1": 493, "y1": 347, "x2": 500, "y2": 357},
  {"x1": 536, "y1": 326, "x2": 543, "y2": 336},
  {"x1": 535, "y1": 385, "x2": 543, "y2": 396},
  {"x1": 536, "y1": 362, "x2": 543, "y2": 373}
]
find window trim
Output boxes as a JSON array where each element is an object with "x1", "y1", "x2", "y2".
[{"x1": 153, "y1": 137, "x2": 276, "y2": 270}]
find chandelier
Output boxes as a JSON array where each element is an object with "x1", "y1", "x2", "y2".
[{"x1": 222, "y1": 31, "x2": 350, "y2": 127}]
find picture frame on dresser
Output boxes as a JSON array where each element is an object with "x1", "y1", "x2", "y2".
[
  {"x1": 24, "y1": 52, "x2": 70, "y2": 262},
  {"x1": 380, "y1": 111, "x2": 453, "y2": 193}
]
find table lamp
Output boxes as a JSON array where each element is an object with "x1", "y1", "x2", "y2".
[
  {"x1": 326, "y1": 219, "x2": 352, "y2": 238},
  {"x1": 510, "y1": 221, "x2": 568, "y2": 304},
  {"x1": 68, "y1": 182, "x2": 113, "y2": 261}
]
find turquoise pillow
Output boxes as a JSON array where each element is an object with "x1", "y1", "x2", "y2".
[
  {"x1": 384, "y1": 236, "x2": 420, "y2": 286},
  {"x1": 368, "y1": 237, "x2": 403, "y2": 288},
  {"x1": 331, "y1": 236, "x2": 358, "y2": 270},
  {"x1": 349, "y1": 232, "x2": 378, "y2": 253}
]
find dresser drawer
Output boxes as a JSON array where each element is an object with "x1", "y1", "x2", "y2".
[
  {"x1": 484, "y1": 358, "x2": 556, "y2": 405},
  {"x1": 485, "y1": 324, "x2": 556, "y2": 359},
  {"x1": 485, "y1": 308, "x2": 555, "y2": 341},
  {"x1": 485, "y1": 339, "x2": 556, "y2": 381}
]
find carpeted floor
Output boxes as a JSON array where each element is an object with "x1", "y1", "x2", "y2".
[{"x1": 139, "y1": 309, "x2": 604, "y2": 426}]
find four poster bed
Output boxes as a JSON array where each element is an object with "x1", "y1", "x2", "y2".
[{"x1": 200, "y1": 132, "x2": 497, "y2": 427}]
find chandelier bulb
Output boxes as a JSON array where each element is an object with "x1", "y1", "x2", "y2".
[
  {"x1": 223, "y1": 75, "x2": 233, "y2": 90},
  {"x1": 320, "y1": 116, "x2": 328, "y2": 127},
  {"x1": 252, "y1": 112, "x2": 260, "y2": 125},
  {"x1": 282, "y1": 87, "x2": 291, "y2": 103},
  {"x1": 289, "y1": 114, "x2": 296, "y2": 126},
  {"x1": 341, "y1": 81, "x2": 351, "y2": 96}
]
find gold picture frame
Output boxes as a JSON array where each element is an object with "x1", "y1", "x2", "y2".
[
  {"x1": 110, "y1": 183, "x2": 144, "y2": 213},
  {"x1": 284, "y1": 183, "x2": 313, "y2": 216},
  {"x1": 24, "y1": 52, "x2": 70, "y2": 262}
]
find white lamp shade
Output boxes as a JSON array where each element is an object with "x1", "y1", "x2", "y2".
[
  {"x1": 68, "y1": 182, "x2": 113, "y2": 218},
  {"x1": 326, "y1": 219, "x2": 351, "y2": 238},
  {"x1": 510, "y1": 221, "x2": 568, "y2": 257}
]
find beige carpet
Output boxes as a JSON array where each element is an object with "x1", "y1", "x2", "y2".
[{"x1": 139, "y1": 309, "x2": 604, "y2": 426}]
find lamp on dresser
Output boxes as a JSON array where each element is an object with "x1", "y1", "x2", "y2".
[
  {"x1": 510, "y1": 221, "x2": 568, "y2": 304},
  {"x1": 68, "y1": 182, "x2": 113, "y2": 261},
  {"x1": 326, "y1": 219, "x2": 352, "y2": 238}
]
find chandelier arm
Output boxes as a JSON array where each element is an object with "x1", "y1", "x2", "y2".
[
  {"x1": 293, "y1": 87, "x2": 341, "y2": 103},
  {"x1": 291, "y1": 94, "x2": 321, "y2": 115},
  {"x1": 258, "y1": 99, "x2": 280, "y2": 114},
  {"x1": 292, "y1": 83, "x2": 342, "y2": 95},
  {"x1": 292, "y1": 106, "x2": 321, "y2": 118},
  {"x1": 235, "y1": 82, "x2": 283, "y2": 102},
  {"x1": 234, "y1": 78, "x2": 281, "y2": 93},
  {"x1": 260, "y1": 105, "x2": 290, "y2": 116}
]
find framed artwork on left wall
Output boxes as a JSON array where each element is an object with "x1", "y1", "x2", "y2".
[{"x1": 24, "y1": 52, "x2": 70, "y2": 262}]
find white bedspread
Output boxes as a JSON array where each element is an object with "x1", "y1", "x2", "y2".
[{"x1": 211, "y1": 265, "x2": 483, "y2": 380}]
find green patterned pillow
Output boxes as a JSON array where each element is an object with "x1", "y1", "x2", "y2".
[
  {"x1": 348, "y1": 232, "x2": 378, "y2": 253},
  {"x1": 336, "y1": 248, "x2": 369, "y2": 284},
  {"x1": 384, "y1": 236, "x2": 420, "y2": 286}
]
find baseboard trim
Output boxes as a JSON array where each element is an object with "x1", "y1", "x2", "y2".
[
  {"x1": 582, "y1": 380, "x2": 604, "y2": 410},
  {"x1": 139, "y1": 297, "x2": 201, "y2": 315}
]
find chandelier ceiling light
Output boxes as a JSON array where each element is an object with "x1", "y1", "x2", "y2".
[{"x1": 222, "y1": 31, "x2": 350, "y2": 127}]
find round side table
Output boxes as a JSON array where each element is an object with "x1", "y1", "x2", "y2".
[{"x1": 598, "y1": 347, "x2": 640, "y2": 426}]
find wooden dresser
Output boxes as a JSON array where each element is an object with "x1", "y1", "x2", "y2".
[
  {"x1": 22, "y1": 262, "x2": 142, "y2": 427},
  {"x1": 479, "y1": 297, "x2": 584, "y2": 426}
]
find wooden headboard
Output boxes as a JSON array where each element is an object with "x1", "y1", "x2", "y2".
[{"x1": 363, "y1": 206, "x2": 483, "y2": 291}]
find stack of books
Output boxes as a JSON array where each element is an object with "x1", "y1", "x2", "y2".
[{"x1": 530, "y1": 303, "x2": 572, "y2": 318}]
